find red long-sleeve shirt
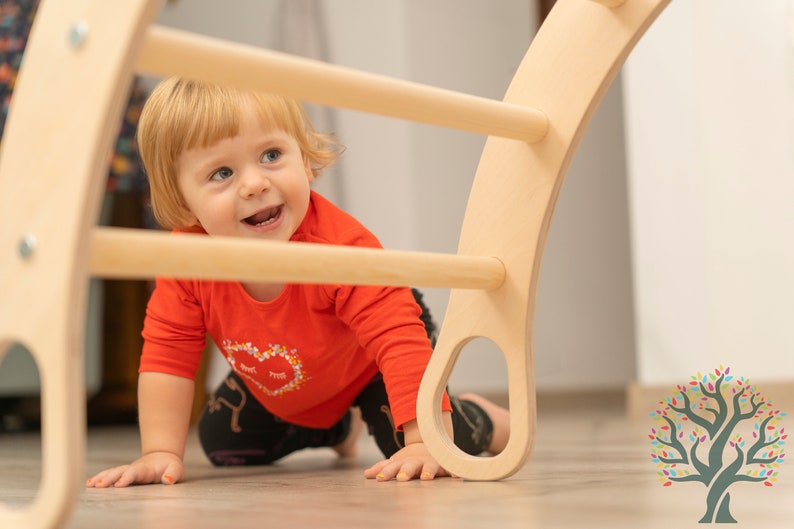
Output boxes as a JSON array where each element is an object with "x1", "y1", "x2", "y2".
[{"x1": 140, "y1": 191, "x2": 450, "y2": 429}]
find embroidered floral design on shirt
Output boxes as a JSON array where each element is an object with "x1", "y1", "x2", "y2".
[{"x1": 221, "y1": 339, "x2": 307, "y2": 397}]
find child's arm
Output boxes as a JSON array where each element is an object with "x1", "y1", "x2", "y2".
[
  {"x1": 363, "y1": 412, "x2": 454, "y2": 481},
  {"x1": 86, "y1": 372, "x2": 194, "y2": 488}
]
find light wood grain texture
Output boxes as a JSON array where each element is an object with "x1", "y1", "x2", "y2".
[
  {"x1": 137, "y1": 25, "x2": 549, "y2": 143},
  {"x1": 416, "y1": 0, "x2": 670, "y2": 480},
  {"x1": 0, "y1": 1, "x2": 162, "y2": 528},
  {"x1": 591, "y1": 0, "x2": 629, "y2": 7},
  {"x1": 89, "y1": 227, "x2": 505, "y2": 290}
]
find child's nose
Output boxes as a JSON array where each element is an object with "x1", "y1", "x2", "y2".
[{"x1": 239, "y1": 169, "x2": 271, "y2": 198}]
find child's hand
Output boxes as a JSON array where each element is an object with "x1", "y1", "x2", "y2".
[
  {"x1": 364, "y1": 442, "x2": 453, "y2": 482},
  {"x1": 85, "y1": 451, "x2": 184, "y2": 488}
]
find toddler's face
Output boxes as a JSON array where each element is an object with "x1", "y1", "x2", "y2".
[{"x1": 176, "y1": 110, "x2": 313, "y2": 241}]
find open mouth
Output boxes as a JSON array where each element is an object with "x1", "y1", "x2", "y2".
[{"x1": 243, "y1": 205, "x2": 283, "y2": 227}]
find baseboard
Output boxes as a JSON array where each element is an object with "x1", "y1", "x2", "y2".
[
  {"x1": 626, "y1": 379, "x2": 794, "y2": 420},
  {"x1": 475, "y1": 388, "x2": 626, "y2": 415}
]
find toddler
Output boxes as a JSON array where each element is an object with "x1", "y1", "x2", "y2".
[{"x1": 86, "y1": 77, "x2": 508, "y2": 487}]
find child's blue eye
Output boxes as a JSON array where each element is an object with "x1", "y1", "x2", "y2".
[
  {"x1": 210, "y1": 167, "x2": 234, "y2": 181},
  {"x1": 261, "y1": 149, "x2": 281, "y2": 163}
]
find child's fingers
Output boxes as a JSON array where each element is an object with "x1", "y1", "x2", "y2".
[
  {"x1": 116, "y1": 460, "x2": 181, "y2": 487},
  {"x1": 114, "y1": 464, "x2": 152, "y2": 488},
  {"x1": 363, "y1": 458, "x2": 392, "y2": 479},
  {"x1": 86, "y1": 467, "x2": 123, "y2": 488},
  {"x1": 88, "y1": 455, "x2": 185, "y2": 488},
  {"x1": 364, "y1": 451, "x2": 452, "y2": 482},
  {"x1": 160, "y1": 461, "x2": 184, "y2": 485},
  {"x1": 419, "y1": 466, "x2": 439, "y2": 480},
  {"x1": 365, "y1": 458, "x2": 405, "y2": 481},
  {"x1": 394, "y1": 461, "x2": 422, "y2": 482},
  {"x1": 370, "y1": 459, "x2": 426, "y2": 482}
]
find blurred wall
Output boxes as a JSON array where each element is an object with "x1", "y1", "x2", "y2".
[{"x1": 623, "y1": 0, "x2": 794, "y2": 386}]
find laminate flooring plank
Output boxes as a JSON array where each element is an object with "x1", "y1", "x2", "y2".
[{"x1": 2, "y1": 405, "x2": 791, "y2": 528}]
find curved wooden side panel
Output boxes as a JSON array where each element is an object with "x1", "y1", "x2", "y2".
[
  {"x1": 0, "y1": 1, "x2": 160, "y2": 527},
  {"x1": 417, "y1": 0, "x2": 671, "y2": 480}
]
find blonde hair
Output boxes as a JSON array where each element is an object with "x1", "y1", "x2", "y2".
[{"x1": 137, "y1": 77, "x2": 342, "y2": 229}]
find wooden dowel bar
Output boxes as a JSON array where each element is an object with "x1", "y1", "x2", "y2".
[
  {"x1": 136, "y1": 25, "x2": 548, "y2": 143},
  {"x1": 89, "y1": 227, "x2": 505, "y2": 290},
  {"x1": 589, "y1": 0, "x2": 628, "y2": 7}
]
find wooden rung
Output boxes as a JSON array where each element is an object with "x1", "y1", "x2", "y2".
[
  {"x1": 589, "y1": 0, "x2": 628, "y2": 7},
  {"x1": 88, "y1": 227, "x2": 505, "y2": 290},
  {"x1": 136, "y1": 25, "x2": 549, "y2": 143}
]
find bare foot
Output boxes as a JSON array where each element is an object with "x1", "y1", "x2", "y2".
[
  {"x1": 458, "y1": 393, "x2": 510, "y2": 454},
  {"x1": 333, "y1": 407, "x2": 363, "y2": 458}
]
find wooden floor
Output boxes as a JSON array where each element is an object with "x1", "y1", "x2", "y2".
[{"x1": 2, "y1": 398, "x2": 791, "y2": 528}]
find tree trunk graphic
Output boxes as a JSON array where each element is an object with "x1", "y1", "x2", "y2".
[
  {"x1": 715, "y1": 493, "x2": 736, "y2": 524},
  {"x1": 698, "y1": 428, "x2": 753, "y2": 523},
  {"x1": 649, "y1": 367, "x2": 787, "y2": 524},
  {"x1": 700, "y1": 473, "x2": 738, "y2": 523}
]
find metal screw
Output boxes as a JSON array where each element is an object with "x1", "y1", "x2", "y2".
[
  {"x1": 68, "y1": 21, "x2": 89, "y2": 48},
  {"x1": 18, "y1": 234, "x2": 37, "y2": 259}
]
